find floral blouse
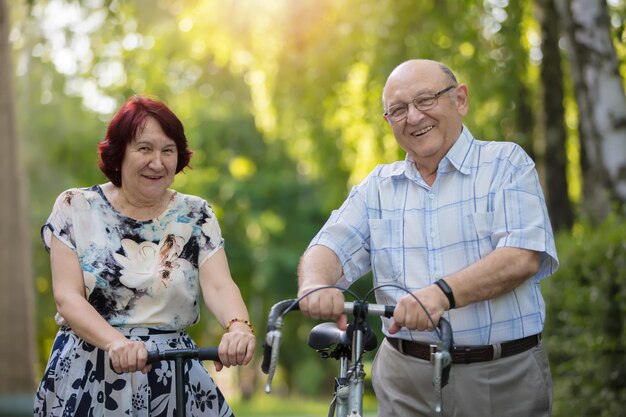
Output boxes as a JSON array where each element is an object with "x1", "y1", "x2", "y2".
[{"x1": 41, "y1": 185, "x2": 224, "y2": 330}]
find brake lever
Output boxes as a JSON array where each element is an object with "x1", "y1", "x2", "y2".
[
  {"x1": 262, "y1": 299, "x2": 300, "y2": 394},
  {"x1": 433, "y1": 317, "x2": 453, "y2": 415},
  {"x1": 433, "y1": 348, "x2": 452, "y2": 414},
  {"x1": 264, "y1": 316, "x2": 284, "y2": 394}
]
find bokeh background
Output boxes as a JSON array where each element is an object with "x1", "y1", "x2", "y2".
[{"x1": 1, "y1": 0, "x2": 625, "y2": 416}]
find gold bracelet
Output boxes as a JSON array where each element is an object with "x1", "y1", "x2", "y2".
[{"x1": 225, "y1": 318, "x2": 254, "y2": 334}]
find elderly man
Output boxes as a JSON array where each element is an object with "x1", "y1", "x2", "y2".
[{"x1": 297, "y1": 59, "x2": 558, "y2": 416}]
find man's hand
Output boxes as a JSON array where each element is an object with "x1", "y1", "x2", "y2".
[
  {"x1": 388, "y1": 284, "x2": 449, "y2": 334},
  {"x1": 298, "y1": 285, "x2": 348, "y2": 330},
  {"x1": 297, "y1": 245, "x2": 347, "y2": 329}
]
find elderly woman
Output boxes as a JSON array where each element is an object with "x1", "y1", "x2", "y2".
[{"x1": 34, "y1": 95, "x2": 255, "y2": 417}]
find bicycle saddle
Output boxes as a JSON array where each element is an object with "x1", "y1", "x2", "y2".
[{"x1": 308, "y1": 322, "x2": 378, "y2": 352}]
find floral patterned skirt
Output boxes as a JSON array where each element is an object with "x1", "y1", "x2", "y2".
[{"x1": 34, "y1": 327, "x2": 234, "y2": 417}]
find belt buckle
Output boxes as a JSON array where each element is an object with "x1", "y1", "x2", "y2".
[{"x1": 429, "y1": 344, "x2": 438, "y2": 364}]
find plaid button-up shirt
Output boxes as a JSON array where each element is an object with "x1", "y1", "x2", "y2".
[{"x1": 310, "y1": 127, "x2": 558, "y2": 345}]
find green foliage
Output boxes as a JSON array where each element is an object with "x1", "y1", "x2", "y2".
[{"x1": 544, "y1": 215, "x2": 626, "y2": 417}]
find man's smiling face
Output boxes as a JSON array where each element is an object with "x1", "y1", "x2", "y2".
[{"x1": 382, "y1": 60, "x2": 468, "y2": 170}]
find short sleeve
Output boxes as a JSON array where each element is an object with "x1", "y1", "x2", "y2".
[
  {"x1": 197, "y1": 201, "x2": 225, "y2": 267},
  {"x1": 491, "y1": 147, "x2": 559, "y2": 278},
  {"x1": 41, "y1": 189, "x2": 80, "y2": 253},
  {"x1": 309, "y1": 183, "x2": 373, "y2": 285}
]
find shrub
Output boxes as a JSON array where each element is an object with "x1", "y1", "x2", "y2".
[{"x1": 543, "y1": 214, "x2": 626, "y2": 417}]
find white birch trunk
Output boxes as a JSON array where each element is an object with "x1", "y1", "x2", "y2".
[{"x1": 555, "y1": 0, "x2": 626, "y2": 221}]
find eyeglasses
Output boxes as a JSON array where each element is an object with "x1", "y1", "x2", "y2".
[{"x1": 384, "y1": 85, "x2": 457, "y2": 122}]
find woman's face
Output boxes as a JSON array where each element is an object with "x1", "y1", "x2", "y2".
[{"x1": 120, "y1": 116, "x2": 178, "y2": 203}]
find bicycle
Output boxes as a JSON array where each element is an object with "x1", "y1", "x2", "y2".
[
  {"x1": 261, "y1": 286, "x2": 454, "y2": 417},
  {"x1": 146, "y1": 346, "x2": 220, "y2": 417}
]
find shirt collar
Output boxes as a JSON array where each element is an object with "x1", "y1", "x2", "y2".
[
  {"x1": 442, "y1": 126, "x2": 474, "y2": 175},
  {"x1": 396, "y1": 125, "x2": 476, "y2": 179}
]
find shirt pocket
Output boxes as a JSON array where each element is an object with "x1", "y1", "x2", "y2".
[{"x1": 368, "y1": 219, "x2": 403, "y2": 283}]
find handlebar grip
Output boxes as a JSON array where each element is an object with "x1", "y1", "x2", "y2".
[
  {"x1": 196, "y1": 347, "x2": 220, "y2": 362},
  {"x1": 146, "y1": 349, "x2": 161, "y2": 365},
  {"x1": 261, "y1": 343, "x2": 272, "y2": 374},
  {"x1": 146, "y1": 347, "x2": 221, "y2": 365},
  {"x1": 266, "y1": 299, "x2": 300, "y2": 331},
  {"x1": 262, "y1": 299, "x2": 298, "y2": 373},
  {"x1": 262, "y1": 299, "x2": 299, "y2": 377},
  {"x1": 437, "y1": 317, "x2": 453, "y2": 352}
]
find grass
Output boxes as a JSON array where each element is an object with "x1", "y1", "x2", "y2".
[{"x1": 230, "y1": 393, "x2": 377, "y2": 417}]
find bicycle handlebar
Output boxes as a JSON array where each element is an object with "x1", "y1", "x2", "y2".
[
  {"x1": 261, "y1": 299, "x2": 396, "y2": 375},
  {"x1": 262, "y1": 298, "x2": 453, "y2": 398},
  {"x1": 262, "y1": 294, "x2": 454, "y2": 415},
  {"x1": 146, "y1": 347, "x2": 220, "y2": 365},
  {"x1": 261, "y1": 298, "x2": 453, "y2": 394},
  {"x1": 263, "y1": 299, "x2": 387, "y2": 393}
]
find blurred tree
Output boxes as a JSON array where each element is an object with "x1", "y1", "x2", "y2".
[
  {"x1": 536, "y1": 0, "x2": 574, "y2": 231},
  {"x1": 0, "y1": 0, "x2": 37, "y2": 395},
  {"x1": 555, "y1": 0, "x2": 626, "y2": 222}
]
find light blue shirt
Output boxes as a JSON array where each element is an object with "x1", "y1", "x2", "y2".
[{"x1": 310, "y1": 127, "x2": 558, "y2": 345}]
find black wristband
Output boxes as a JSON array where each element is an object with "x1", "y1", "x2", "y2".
[{"x1": 434, "y1": 279, "x2": 456, "y2": 309}]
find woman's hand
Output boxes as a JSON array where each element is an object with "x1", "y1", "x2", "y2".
[
  {"x1": 198, "y1": 249, "x2": 257, "y2": 371},
  {"x1": 215, "y1": 324, "x2": 256, "y2": 372},
  {"x1": 106, "y1": 338, "x2": 152, "y2": 374}
]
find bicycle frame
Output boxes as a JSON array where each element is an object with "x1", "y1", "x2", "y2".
[
  {"x1": 308, "y1": 317, "x2": 379, "y2": 416},
  {"x1": 262, "y1": 298, "x2": 453, "y2": 416}
]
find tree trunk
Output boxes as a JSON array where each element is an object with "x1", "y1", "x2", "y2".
[
  {"x1": 555, "y1": 0, "x2": 626, "y2": 223},
  {"x1": 505, "y1": 0, "x2": 536, "y2": 161},
  {"x1": 0, "y1": 0, "x2": 38, "y2": 393},
  {"x1": 536, "y1": 0, "x2": 573, "y2": 231}
]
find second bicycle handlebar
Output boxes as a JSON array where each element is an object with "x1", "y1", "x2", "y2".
[
  {"x1": 146, "y1": 347, "x2": 220, "y2": 365},
  {"x1": 144, "y1": 346, "x2": 221, "y2": 417}
]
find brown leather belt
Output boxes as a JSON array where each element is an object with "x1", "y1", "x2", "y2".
[{"x1": 386, "y1": 333, "x2": 541, "y2": 364}]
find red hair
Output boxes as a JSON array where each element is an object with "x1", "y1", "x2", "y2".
[{"x1": 98, "y1": 95, "x2": 193, "y2": 186}]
